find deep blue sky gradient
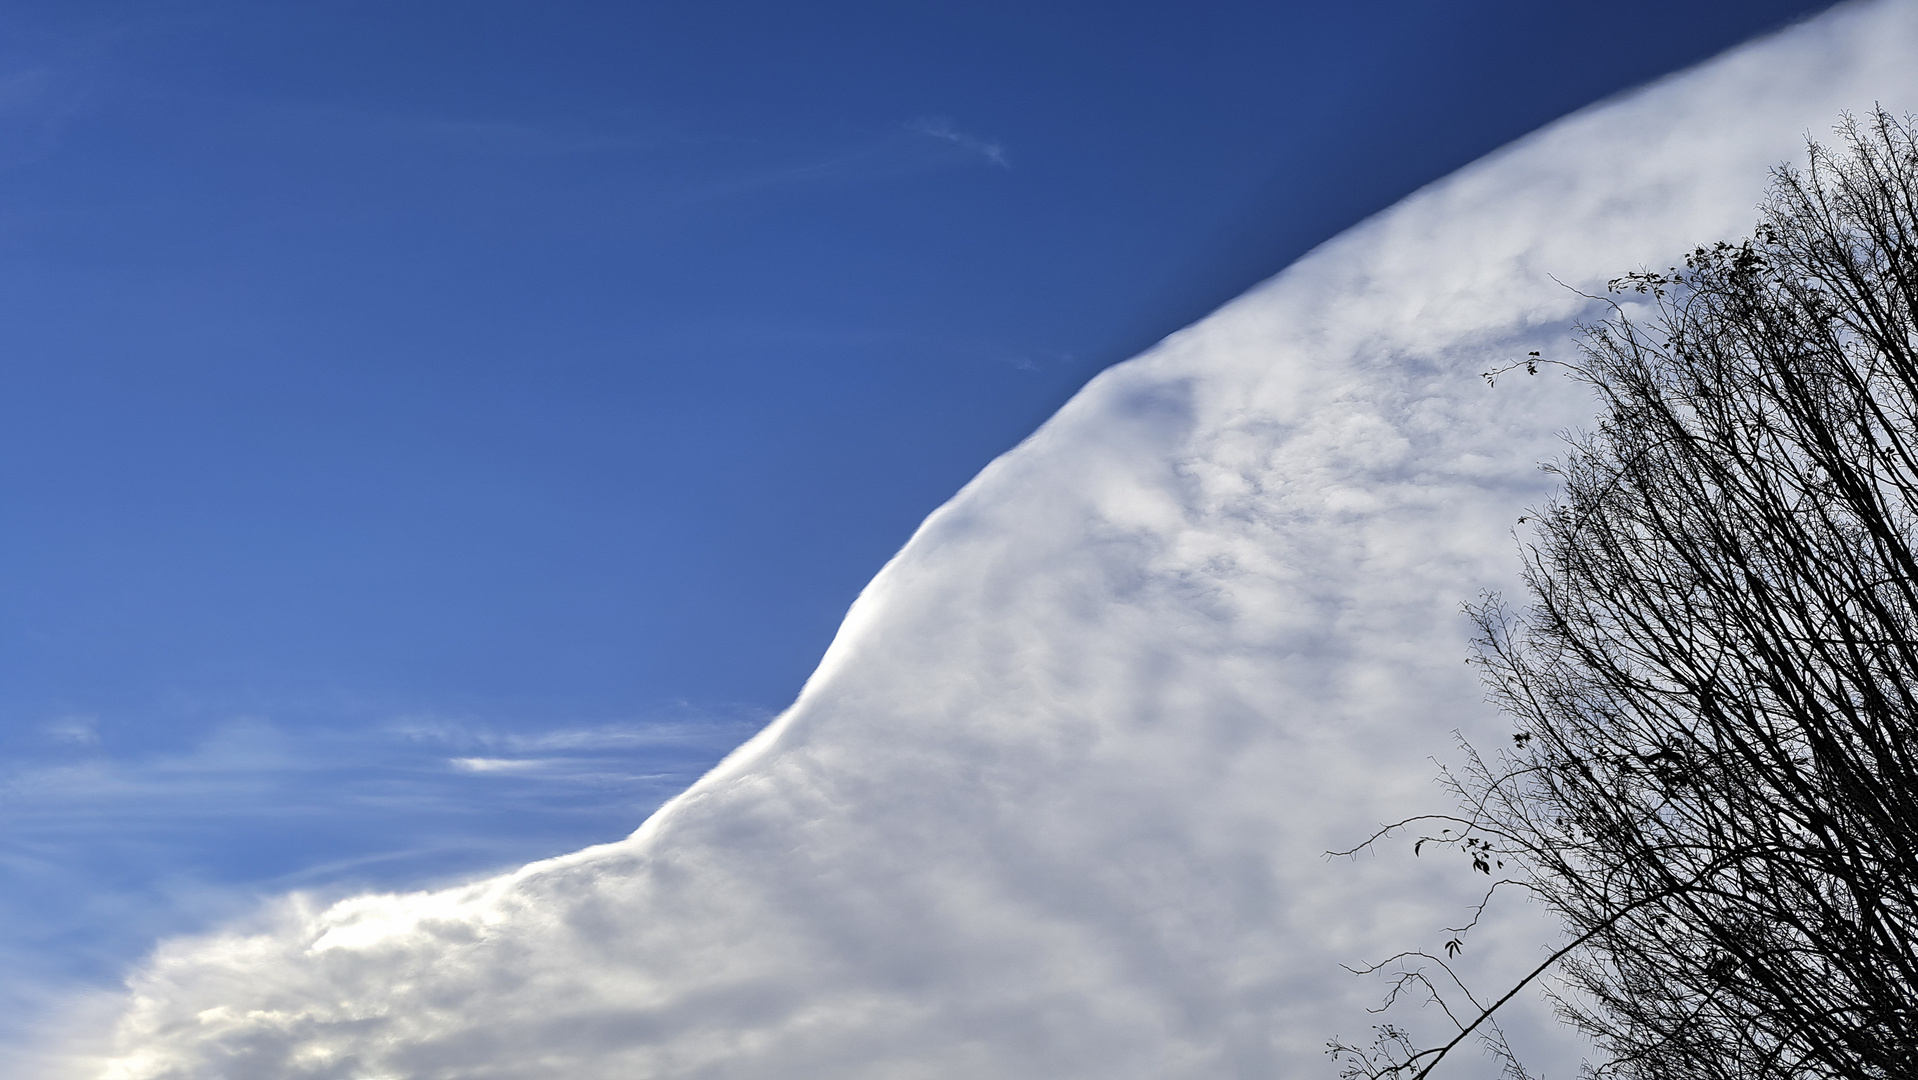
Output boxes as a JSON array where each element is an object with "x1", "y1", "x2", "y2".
[{"x1": 0, "y1": 0, "x2": 1841, "y2": 1019}]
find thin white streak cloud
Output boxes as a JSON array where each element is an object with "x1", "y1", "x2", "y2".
[
  {"x1": 448, "y1": 757, "x2": 549, "y2": 773},
  {"x1": 445, "y1": 756, "x2": 681, "y2": 782},
  {"x1": 40, "y1": 717, "x2": 99, "y2": 745},
  {"x1": 220, "y1": 100, "x2": 698, "y2": 159},
  {"x1": 691, "y1": 120, "x2": 1013, "y2": 199},
  {"x1": 393, "y1": 714, "x2": 768, "y2": 752},
  {"x1": 908, "y1": 115, "x2": 1011, "y2": 167},
  {"x1": 2, "y1": 716, "x2": 748, "y2": 822},
  {"x1": 0, "y1": 21, "x2": 137, "y2": 167},
  {"x1": 34, "y1": 2, "x2": 1918, "y2": 1078}
]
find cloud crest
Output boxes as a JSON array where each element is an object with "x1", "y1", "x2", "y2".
[{"x1": 45, "y1": 3, "x2": 1918, "y2": 1077}]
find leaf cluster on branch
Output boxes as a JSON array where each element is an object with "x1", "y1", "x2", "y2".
[{"x1": 1331, "y1": 109, "x2": 1918, "y2": 1080}]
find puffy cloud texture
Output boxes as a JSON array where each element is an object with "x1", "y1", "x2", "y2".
[{"x1": 48, "y1": 3, "x2": 1918, "y2": 1076}]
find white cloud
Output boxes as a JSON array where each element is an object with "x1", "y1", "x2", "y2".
[
  {"x1": 36, "y1": 2, "x2": 1918, "y2": 1077},
  {"x1": 681, "y1": 119, "x2": 1012, "y2": 201},
  {"x1": 447, "y1": 757, "x2": 548, "y2": 773},
  {"x1": 41, "y1": 717, "x2": 99, "y2": 745},
  {"x1": 907, "y1": 116, "x2": 1011, "y2": 168},
  {"x1": 396, "y1": 715, "x2": 763, "y2": 754}
]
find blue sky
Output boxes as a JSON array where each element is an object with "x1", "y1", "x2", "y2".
[{"x1": 0, "y1": 0, "x2": 1841, "y2": 1036}]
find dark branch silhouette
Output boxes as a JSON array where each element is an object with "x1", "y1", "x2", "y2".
[{"x1": 1332, "y1": 109, "x2": 1918, "y2": 1080}]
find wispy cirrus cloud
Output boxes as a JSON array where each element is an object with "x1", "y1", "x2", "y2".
[
  {"x1": 393, "y1": 715, "x2": 756, "y2": 753},
  {"x1": 0, "y1": 15, "x2": 152, "y2": 168},
  {"x1": 688, "y1": 117, "x2": 1012, "y2": 198},
  {"x1": 907, "y1": 115, "x2": 1011, "y2": 168}
]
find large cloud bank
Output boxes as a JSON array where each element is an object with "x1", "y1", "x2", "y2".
[{"x1": 47, "y1": 3, "x2": 1918, "y2": 1077}]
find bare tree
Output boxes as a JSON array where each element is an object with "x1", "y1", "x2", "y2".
[{"x1": 1332, "y1": 110, "x2": 1918, "y2": 1080}]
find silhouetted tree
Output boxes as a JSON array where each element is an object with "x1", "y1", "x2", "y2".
[{"x1": 1332, "y1": 109, "x2": 1918, "y2": 1080}]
